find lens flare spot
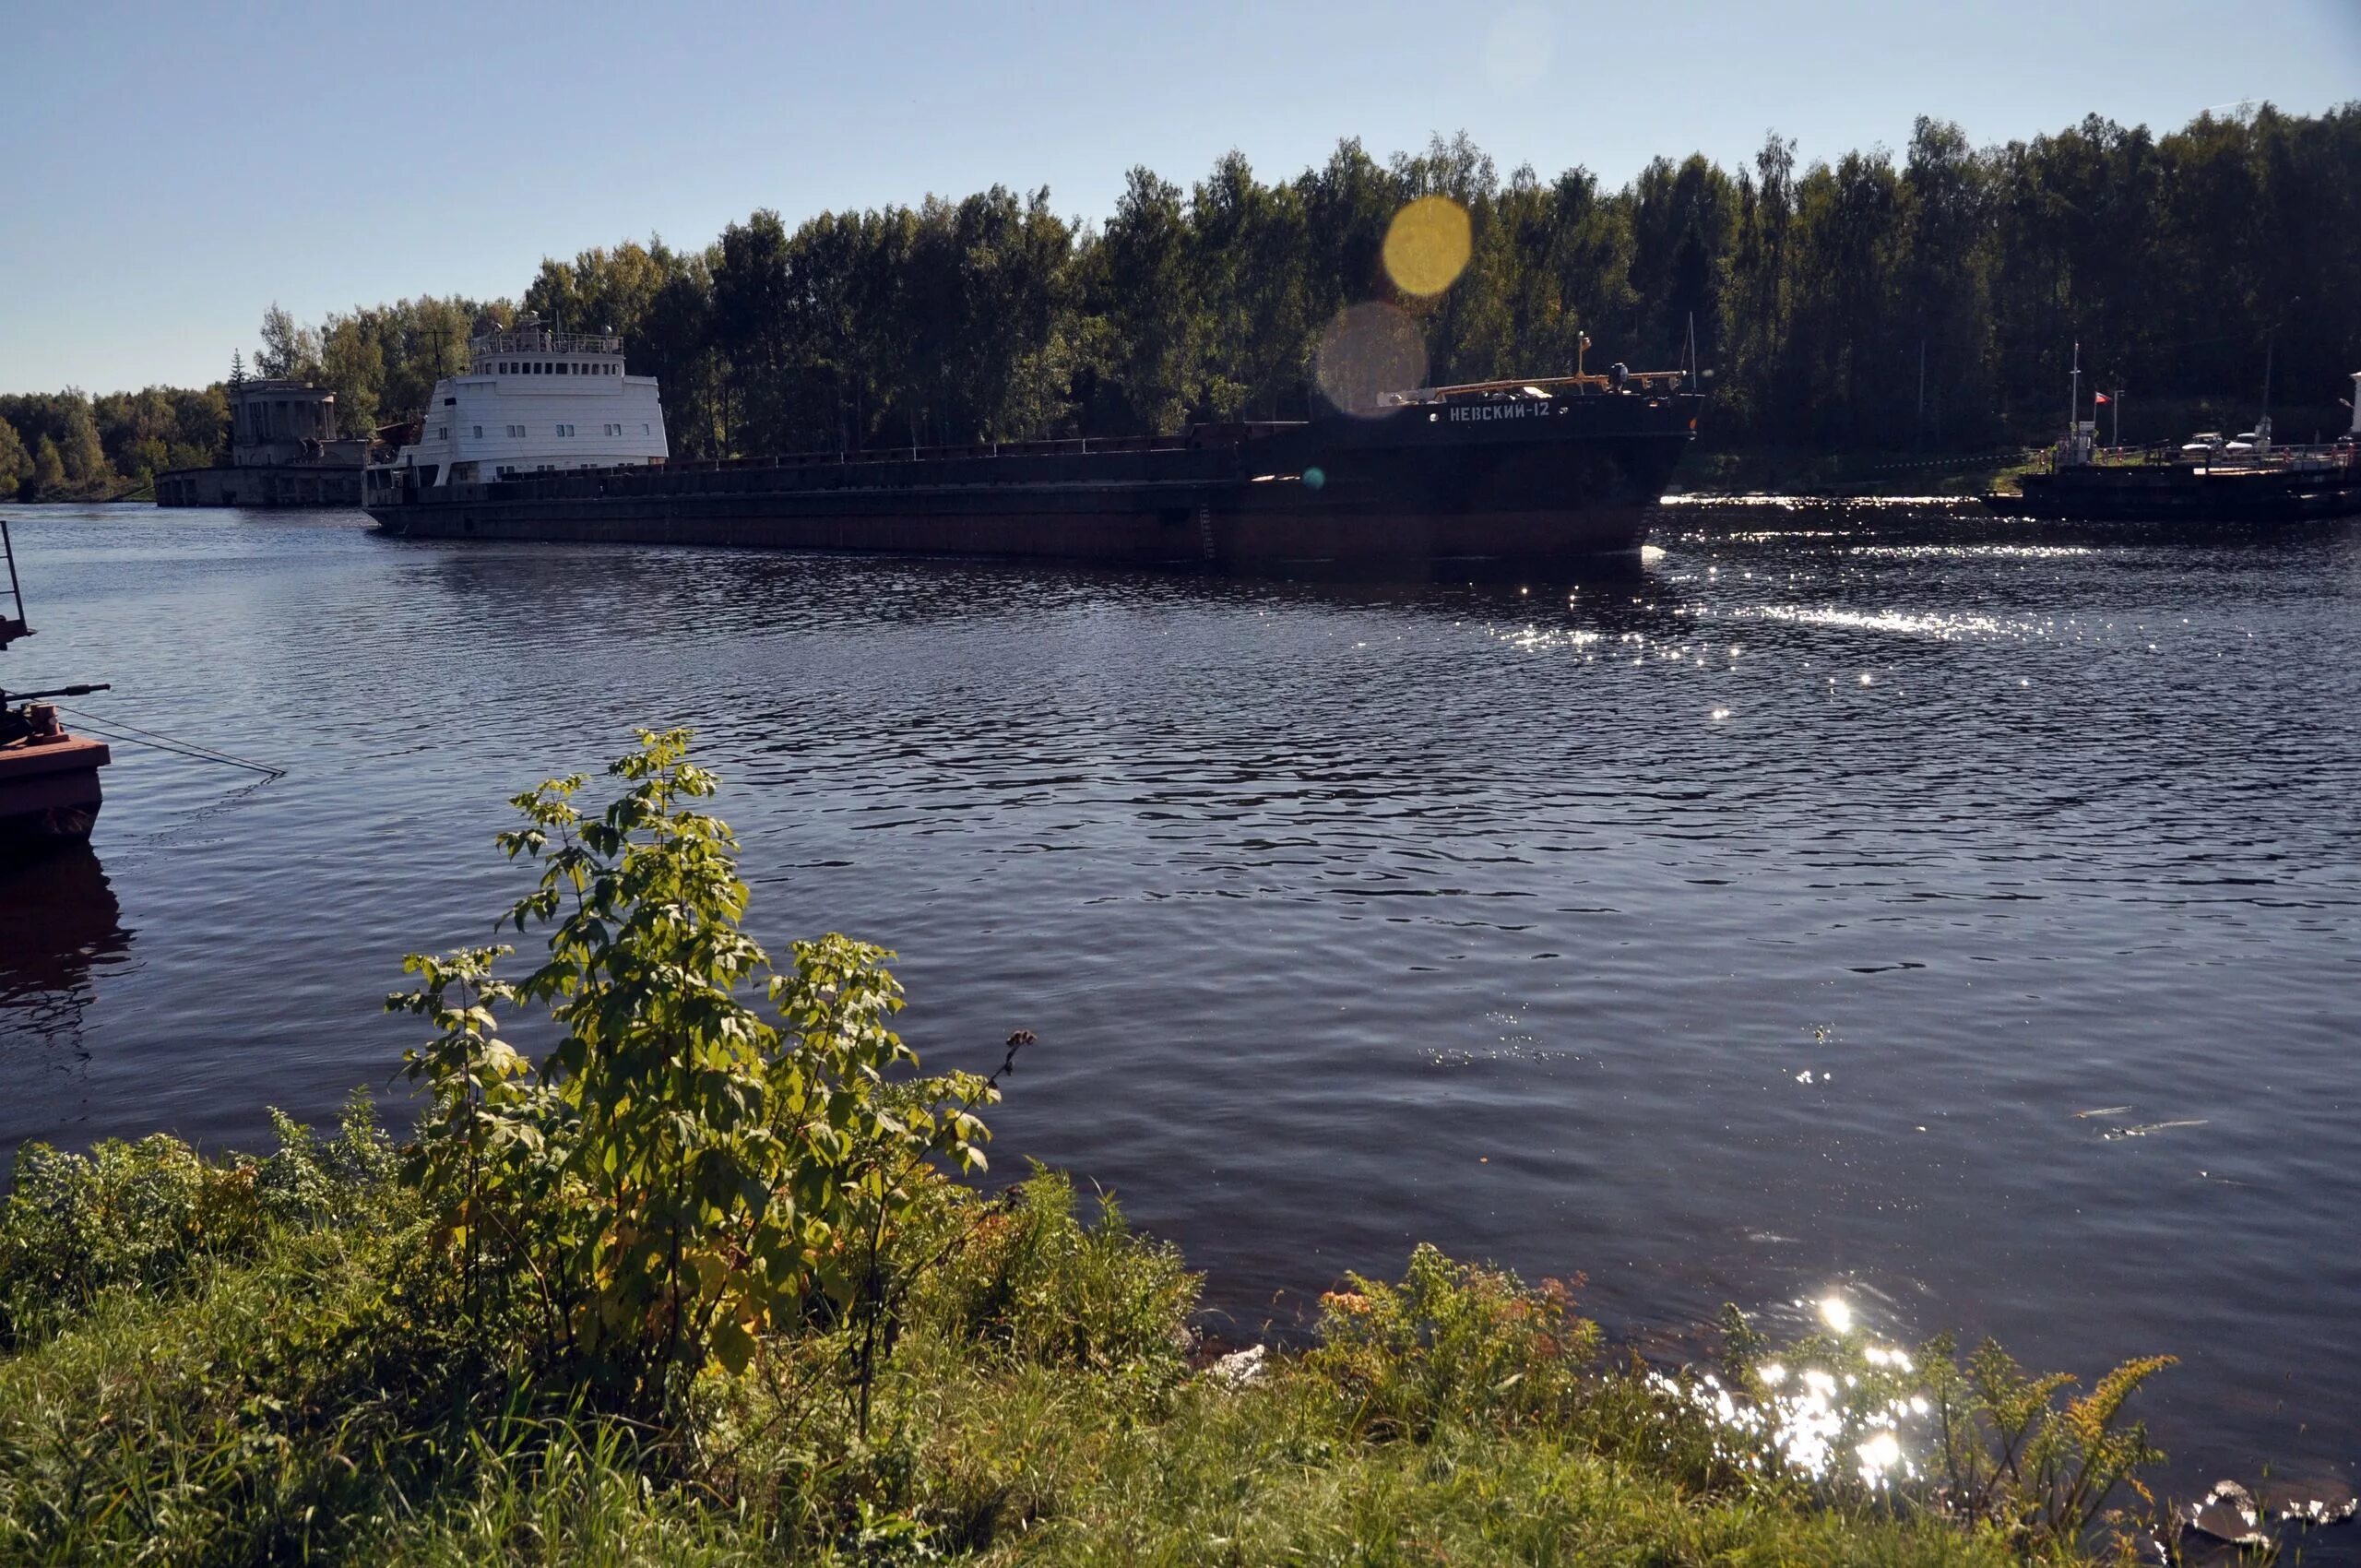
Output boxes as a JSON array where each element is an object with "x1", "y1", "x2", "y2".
[
  {"x1": 1313, "y1": 301, "x2": 1429, "y2": 416},
  {"x1": 1819, "y1": 1294, "x2": 1854, "y2": 1335},
  {"x1": 1301, "y1": 466, "x2": 1325, "y2": 491},
  {"x1": 1382, "y1": 195, "x2": 1473, "y2": 297}
]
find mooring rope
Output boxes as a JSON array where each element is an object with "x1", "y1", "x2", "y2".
[{"x1": 49, "y1": 704, "x2": 287, "y2": 778}]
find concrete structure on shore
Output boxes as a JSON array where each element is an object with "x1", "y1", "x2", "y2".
[{"x1": 155, "y1": 379, "x2": 369, "y2": 508}]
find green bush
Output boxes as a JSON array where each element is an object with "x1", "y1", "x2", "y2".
[
  {"x1": 391, "y1": 730, "x2": 1004, "y2": 1414},
  {"x1": 1310, "y1": 1242, "x2": 1602, "y2": 1441},
  {"x1": 908, "y1": 1169, "x2": 1199, "y2": 1374},
  {"x1": 0, "y1": 1091, "x2": 395, "y2": 1349}
]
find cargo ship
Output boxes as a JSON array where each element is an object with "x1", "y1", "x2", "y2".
[
  {"x1": 1982, "y1": 362, "x2": 2361, "y2": 524},
  {"x1": 364, "y1": 324, "x2": 1703, "y2": 570}
]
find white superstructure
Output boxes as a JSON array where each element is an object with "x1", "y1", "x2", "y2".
[{"x1": 365, "y1": 321, "x2": 667, "y2": 498}]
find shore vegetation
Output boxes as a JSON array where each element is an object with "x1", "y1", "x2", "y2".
[{"x1": 1, "y1": 733, "x2": 2178, "y2": 1563}]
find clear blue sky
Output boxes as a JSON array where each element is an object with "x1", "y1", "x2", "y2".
[{"x1": 4, "y1": 0, "x2": 2355, "y2": 395}]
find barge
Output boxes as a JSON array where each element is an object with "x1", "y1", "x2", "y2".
[
  {"x1": 364, "y1": 325, "x2": 1703, "y2": 569},
  {"x1": 1983, "y1": 364, "x2": 2361, "y2": 524}
]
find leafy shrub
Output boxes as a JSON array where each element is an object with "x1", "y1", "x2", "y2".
[
  {"x1": 0, "y1": 1091, "x2": 396, "y2": 1348},
  {"x1": 908, "y1": 1168, "x2": 1199, "y2": 1373},
  {"x1": 390, "y1": 730, "x2": 1004, "y2": 1413},
  {"x1": 1311, "y1": 1243, "x2": 1600, "y2": 1440},
  {"x1": 1705, "y1": 1306, "x2": 2175, "y2": 1553},
  {"x1": 1919, "y1": 1331, "x2": 2174, "y2": 1550}
]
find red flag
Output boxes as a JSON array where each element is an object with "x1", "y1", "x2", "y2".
[{"x1": 2094, "y1": 393, "x2": 2111, "y2": 405}]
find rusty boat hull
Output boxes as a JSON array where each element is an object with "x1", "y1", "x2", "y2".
[{"x1": 0, "y1": 732, "x2": 111, "y2": 856}]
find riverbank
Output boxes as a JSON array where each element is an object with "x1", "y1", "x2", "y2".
[
  {"x1": 0, "y1": 731, "x2": 2185, "y2": 1565},
  {"x1": 1, "y1": 1116, "x2": 2149, "y2": 1565}
]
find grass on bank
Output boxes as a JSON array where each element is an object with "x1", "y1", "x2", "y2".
[
  {"x1": 0, "y1": 731, "x2": 2176, "y2": 1565},
  {"x1": 1, "y1": 1146, "x2": 2116, "y2": 1567}
]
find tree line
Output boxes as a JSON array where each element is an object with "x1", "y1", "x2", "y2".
[{"x1": 7, "y1": 102, "x2": 2355, "y2": 501}]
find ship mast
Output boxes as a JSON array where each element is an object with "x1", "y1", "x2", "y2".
[{"x1": 2069, "y1": 341, "x2": 2081, "y2": 437}]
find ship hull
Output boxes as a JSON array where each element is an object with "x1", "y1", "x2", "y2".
[
  {"x1": 368, "y1": 395, "x2": 1700, "y2": 571},
  {"x1": 1984, "y1": 460, "x2": 2361, "y2": 523},
  {"x1": 0, "y1": 734, "x2": 109, "y2": 861}
]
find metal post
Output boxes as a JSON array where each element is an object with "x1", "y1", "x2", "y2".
[
  {"x1": 2, "y1": 518, "x2": 24, "y2": 633},
  {"x1": 2070, "y1": 341, "x2": 2081, "y2": 435}
]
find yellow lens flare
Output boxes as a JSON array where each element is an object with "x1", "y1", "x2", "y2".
[{"x1": 1382, "y1": 196, "x2": 1473, "y2": 298}]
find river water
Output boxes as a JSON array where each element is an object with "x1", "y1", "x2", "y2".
[{"x1": 2, "y1": 500, "x2": 2355, "y2": 1507}]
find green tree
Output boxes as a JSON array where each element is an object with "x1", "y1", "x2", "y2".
[
  {"x1": 255, "y1": 303, "x2": 322, "y2": 381},
  {"x1": 1090, "y1": 167, "x2": 1204, "y2": 433},
  {"x1": 30, "y1": 435, "x2": 65, "y2": 498},
  {"x1": 319, "y1": 315, "x2": 386, "y2": 434},
  {"x1": 56, "y1": 398, "x2": 113, "y2": 494},
  {"x1": 0, "y1": 419, "x2": 30, "y2": 500}
]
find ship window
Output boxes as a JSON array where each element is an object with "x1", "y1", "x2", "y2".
[{"x1": 472, "y1": 425, "x2": 482, "y2": 439}]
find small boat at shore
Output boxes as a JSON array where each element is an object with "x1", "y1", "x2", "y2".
[
  {"x1": 1983, "y1": 359, "x2": 2361, "y2": 524},
  {"x1": 0, "y1": 519, "x2": 112, "y2": 859}
]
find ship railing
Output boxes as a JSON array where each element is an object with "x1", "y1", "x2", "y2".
[
  {"x1": 656, "y1": 431, "x2": 1240, "y2": 475},
  {"x1": 468, "y1": 329, "x2": 624, "y2": 359},
  {"x1": 1382, "y1": 370, "x2": 1692, "y2": 404},
  {"x1": 2089, "y1": 439, "x2": 2355, "y2": 469}
]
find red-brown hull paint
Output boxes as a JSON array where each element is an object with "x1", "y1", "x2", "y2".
[{"x1": 0, "y1": 734, "x2": 110, "y2": 856}]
